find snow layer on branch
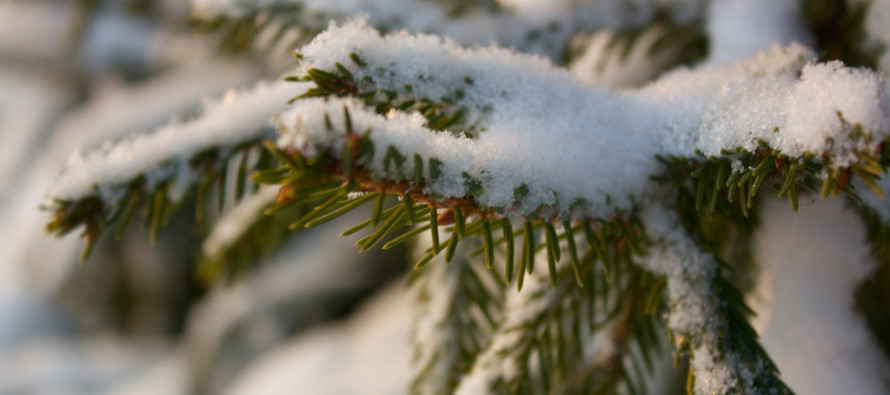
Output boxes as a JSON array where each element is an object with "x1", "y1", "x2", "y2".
[
  {"x1": 50, "y1": 60, "x2": 259, "y2": 158},
  {"x1": 277, "y1": 21, "x2": 890, "y2": 218},
  {"x1": 640, "y1": 206, "x2": 768, "y2": 394},
  {"x1": 637, "y1": 44, "x2": 890, "y2": 165},
  {"x1": 47, "y1": 77, "x2": 308, "y2": 204},
  {"x1": 192, "y1": 0, "x2": 706, "y2": 57}
]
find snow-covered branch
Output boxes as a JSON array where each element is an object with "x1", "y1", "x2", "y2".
[
  {"x1": 274, "y1": 21, "x2": 890, "y2": 222},
  {"x1": 48, "y1": 78, "x2": 304, "y2": 204},
  {"x1": 641, "y1": 206, "x2": 788, "y2": 394}
]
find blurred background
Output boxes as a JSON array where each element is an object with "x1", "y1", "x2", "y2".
[
  {"x1": 0, "y1": 1, "x2": 418, "y2": 393},
  {"x1": 1, "y1": 1, "x2": 889, "y2": 394}
]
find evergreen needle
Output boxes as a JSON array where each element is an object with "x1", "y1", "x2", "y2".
[
  {"x1": 563, "y1": 219, "x2": 584, "y2": 287},
  {"x1": 482, "y1": 219, "x2": 494, "y2": 269},
  {"x1": 524, "y1": 221, "x2": 535, "y2": 275},
  {"x1": 503, "y1": 220, "x2": 514, "y2": 285},
  {"x1": 372, "y1": 191, "x2": 386, "y2": 226},
  {"x1": 341, "y1": 203, "x2": 401, "y2": 236},
  {"x1": 235, "y1": 152, "x2": 248, "y2": 202},
  {"x1": 382, "y1": 224, "x2": 431, "y2": 250},
  {"x1": 359, "y1": 204, "x2": 406, "y2": 251},
  {"x1": 303, "y1": 191, "x2": 378, "y2": 228},
  {"x1": 289, "y1": 189, "x2": 348, "y2": 229},
  {"x1": 414, "y1": 250, "x2": 436, "y2": 269},
  {"x1": 444, "y1": 229, "x2": 460, "y2": 264},
  {"x1": 429, "y1": 206, "x2": 439, "y2": 252}
]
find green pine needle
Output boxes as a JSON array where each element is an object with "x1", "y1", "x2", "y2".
[
  {"x1": 504, "y1": 220, "x2": 514, "y2": 285},
  {"x1": 430, "y1": 206, "x2": 440, "y2": 252},
  {"x1": 524, "y1": 221, "x2": 535, "y2": 276}
]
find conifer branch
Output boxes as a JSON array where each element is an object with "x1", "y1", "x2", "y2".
[
  {"x1": 641, "y1": 206, "x2": 791, "y2": 395},
  {"x1": 40, "y1": 16, "x2": 890, "y2": 394},
  {"x1": 191, "y1": 0, "x2": 707, "y2": 60},
  {"x1": 411, "y1": 240, "x2": 504, "y2": 394},
  {"x1": 45, "y1": 79, "x2": 306, "y2": 260}
]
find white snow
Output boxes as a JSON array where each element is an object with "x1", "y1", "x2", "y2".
[
  {"x1": 640, "y1": 45, "x2": 890, "y2": 166},
  {"x1": 9, "y1": 3, "x2": 890, "y2": 395},
  {"x1": 52, "y1": 60, "x2": 260, "y2": 159}
]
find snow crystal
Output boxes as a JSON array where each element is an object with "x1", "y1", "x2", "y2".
[{"x1": 47, "y1": 20, "x2": 890, "y2": 223}]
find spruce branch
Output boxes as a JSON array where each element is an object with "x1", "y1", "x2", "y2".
[
  {"x1": 568, "y1": 18, "x2": 707, "y2": 88},
  {"x1": 641, "y1": 206, "x2": 790, "y2": 395},
  {"x1": 193, "y1": 1, "x2": 328, "y2": 53},
  {"x1": 410, "y1": 239, "x2": 504, "y2": 394},
  {"x1": 45, "y1": 78, "x2": 307, "y2": 260},
  {"x1": 198, "y1": 185, "x2": 295, "y2": 282},
  {"x1": 40, "y1": 15, "x2": 890, "y2": 395}
]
